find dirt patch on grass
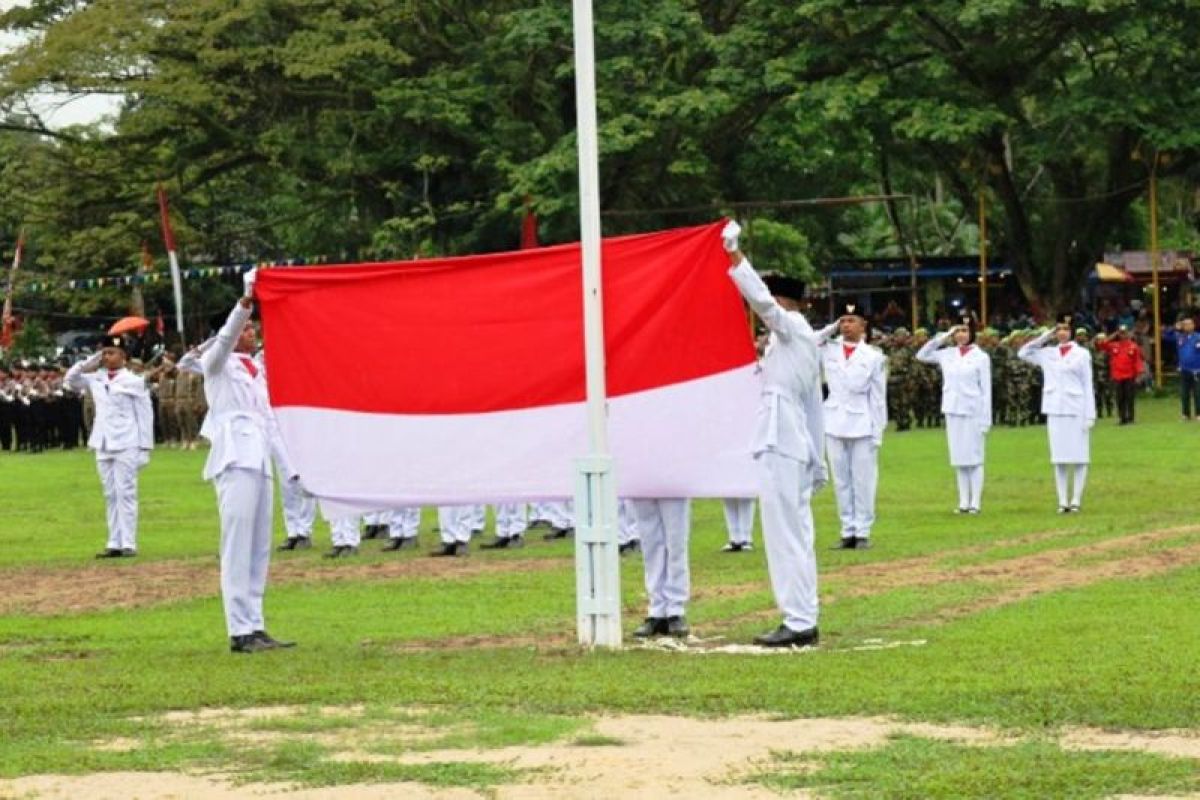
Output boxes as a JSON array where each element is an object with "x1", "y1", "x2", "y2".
[
  {"x1": 0, "y1": 554, "x2": 568, "y2": 617},
  {"x1": 9, "y1": 710, "x2": 1199, "y2": 799}
]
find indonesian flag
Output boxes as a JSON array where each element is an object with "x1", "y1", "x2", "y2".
[{"x1": 256, "y1": 221, "x2": 760, "y2": 513}]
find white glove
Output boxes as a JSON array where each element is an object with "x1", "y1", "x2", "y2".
[
  {"x1": 1085, "y1": 418, "x2": 1096, "y2": 430},
  {"x1": 136, "y1": 449, "x2": 151, "y2": 469},
  {"x1": 242, "y1": 267, "x2": 258, "y2": 298},
  {"x1": 721, "y1": 220, "x2": 741, "y2": 253}
]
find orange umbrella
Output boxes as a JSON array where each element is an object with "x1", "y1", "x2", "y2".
[{"x1": 108, "y1": 316, "x2": 150, "y2": 336}]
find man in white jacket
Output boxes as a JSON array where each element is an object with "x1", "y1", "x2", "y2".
[
  {"x1": 65, "y1": 335, "x2": 154, "y2": 558},
  {"x1": 202, "y1": 270, "x2": 296, "y2": 653},
  {"x1": 815, "y1": 306, "x2": 887, "y2": 549},
  {"x1": 724, "y1": 221, "x2": 825, "y2": 648}
]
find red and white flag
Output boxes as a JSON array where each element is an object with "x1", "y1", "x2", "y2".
[{"x1": 256, "y1": 221, "x2": 760, "y2": 513}]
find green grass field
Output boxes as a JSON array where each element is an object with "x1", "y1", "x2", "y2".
[{"x1": 1, "y1": 395, "x2": 1198, "y2": 798}]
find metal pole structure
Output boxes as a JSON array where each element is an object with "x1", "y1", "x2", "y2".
[
  {"x1": 571, "y1": 0, "x2": 621, "y2": 648},
  {"x1": 1149, "y1": 165, "x2": 1163, "y2": 389},
  {"x1": 978, "y1": 189, "x2": 988, "y2": 324}
]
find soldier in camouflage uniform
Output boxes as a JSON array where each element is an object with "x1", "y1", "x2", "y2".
[
  {"x1": 911, "y1": 328, "x2": 943, "y2": 428},
  {"x1": 1085, "y1": 330, "x2": 1115, "y2": 419},
  {"x1": 174, "y1": 364, "x2": 205, "y2": 449},
  {"x1": 152, "y1": 355, "x2": 181, "y2": 446},
  {"x1": 885, "y1": 328, "x2": 916, "y2": 431}
]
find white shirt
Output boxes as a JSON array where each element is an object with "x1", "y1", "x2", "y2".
[
  {"x1": 200, "y1": 304, "x2": 292, "y2": 481},
  {"x1": 727, "y1": 259, "x2": 825, "y2": 470},
  {"x1": 816, "y1": 327, "x2": 887, "y2": 443},
  {"x1": 1018, "y1": 332, "x2": 1096, "y2": 420},
  {"x1": 65, "y1": 357, "x2": 153, "y2": 453},
  {"x1": 916, "y1": 334, "x2": 993, "y2": 427}
]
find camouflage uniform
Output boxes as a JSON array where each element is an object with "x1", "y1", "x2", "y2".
[
  {"x1": 885, "y1": 330, "x2": 916, "y2": 432},
  {"x1": 1089, "y1": 335, "x2": 1115, "y2": 418},
  {"x1": 911, "y1": 330, "x2": 943, "y2": 428}
]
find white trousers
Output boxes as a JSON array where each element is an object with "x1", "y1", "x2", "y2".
[
  {"x1": 437, "y1": 505, "x2": 473, "y2": 544},
  {"x1": 826, "y1": 435, "x2": 879, "y2": 539},
  {"x1": 617, "y1": 499, "x2": 639, "y2": 545},
  {"x1": 96, "y1": 449, "x2": 141, "y2": 551},
  {"x1": 631, "y1": 498, "x2": 691, "y2": 618},
  {"x1": 215, "y1": 467, "x2": 274, "y2": 637},
  {"x1": 331, "y1": 516, "x2": 361, "y2": 547},
  {"x1": 279, "y1": 475, "x2": 316, "y2": 537},
  {"x1": 495, "y1": 503, "x2": 528, "y2": 537},
  {"x1": 387, "y1": 507, "x2": 421, "y2": 539},
  {"x1": 722, "y1": 498, "x2": 756, "y2": 545},
  {"x1": 955, "y1": 466, "x2": 985, "y2": 511},
  {"x1": 757, "y1": 452, "x2": 819, "y2": 631}
]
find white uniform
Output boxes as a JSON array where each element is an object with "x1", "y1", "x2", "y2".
[
  {"x1": 201, "y1": 302, "x2": 293, "y2": 639},
  {"x1": 494, "y1": 503, "x2": 527, "y2": 538},
  {"x1": 728, "y1": 259, "x2": 825, "y2": 632},
  {"x1": 1019, "y1": 332, "x2": 1096, "y2": 508},
  {"x1": 617, "y1": 499, "x2": 640, "y2": 546},
  {"x1": 330, "y1": 515, "x2": 362, "y2": 548},
  {"x1": 722, "y1": 498, "x2": 756, "y2": 546},
  {"x1": 630, "y1": 498, "x2": 691, "y2": 619},
  {"x1": 437, "y1": 505, "x2": 473, "y2": 545},
  {"x1": 916, "y1": 334, "x2": 992, "y2": 511},
  {"x1": 386, "y1": 507, "x2": 422, "y2": 541},
  {"x1": 65, "y1": 354, "x2": 154, "y2": 552},
  {"x1": 816, "y1": 325, "x2": 886, "y2": 542}
]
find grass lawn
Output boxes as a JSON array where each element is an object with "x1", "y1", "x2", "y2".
[{"x1": 1, "y1": 394, "x2": 1197, "y2": 797}]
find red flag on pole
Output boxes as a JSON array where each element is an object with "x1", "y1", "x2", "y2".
[
  {"x1": 155, "y1": 309, "x2": 165, "y2": 336},
  {"x1": 156, "y1": 185, "x2": 177, "y2": 252},
  {"x1": 1, "y1": 228, "x2": 24, "y2": 349},
  {"x1": 520, "y1": 196, "x2": 539, "y2": 250}
]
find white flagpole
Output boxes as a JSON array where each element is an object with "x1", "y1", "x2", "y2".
[
  {"x1": 157, "y1": 185, "x2": 187, "y2": 346},
  {"x1": 571, "y1": 0, "x2": 621, "y2": 648}
]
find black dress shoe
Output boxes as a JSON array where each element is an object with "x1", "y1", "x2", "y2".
[
  {"x1": 430, "y1": 542, "x2": 467, "y2": 557},
  {"x1": 381, "y1": 536, "x2": 418, "y2": 551},
  {"x1": 361, "y1": 524, "x2": 385, "y2": 540},
  {"x1": 95, "y1": 548, "x2": 124, "y2": 559},
  {"x1": 619, "y1": 540, "x2": 641, "y2": 555},
  {"x1": 632, "y1": 617, "x2": 669, "y2": 638},
  {"x1": 665, "y1": 616, "x2": 690, "y2": 637},
  {"x1": 721, "y1": 542, "x2": 751, "y2": 553},
  {"x1": 543, "y1": 526, "x2": 574, "y2": 541},
  {"x1": 325, "y1": 545, "x2": 358, "y2": 558},
  {"x1": 481, "y1": 535, "x2": 521, "y2": 549},
  {"x1": 753, "y1": 624, "x2": 819, "y2": 648},
  {"x1": 854, "y1": 538, "x2": 873, "y2": 550},
  {"x1": 277, "y1": 537, "x2": 301, "y2": 551},
  {"x1": 1067, "y1": 504, "x2": 1080, "y2": 513},
  {"x1": 230, "y1": 634, "x2": 273, "y2": 654},
  {"x1": 252, "y1": 630, "x2": 296, "y2": 649},
  {"x1": 1056, "y1": 506, "x2": 1069, "y2": 514},
  {"x1": 831, "y1": 538, "x2": 857, "y2": 550}
]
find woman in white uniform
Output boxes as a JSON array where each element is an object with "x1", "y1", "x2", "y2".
[
  {"x1": 916, "y1": 317, "x2": 992, "y2": 513},
  {"x1": 1018, "y1": 315, "x2": 1096, "y2": 512}
]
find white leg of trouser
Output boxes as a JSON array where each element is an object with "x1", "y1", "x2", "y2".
[
  {"x1": 216, "y1": 467, "x2": 273, "y2": 637},
  {"x1": 388, "y1": 507, "x2": 421, "y2": 539},
  {"x1": 331, "y1": 516, "x2": 361, "y2": 547},
  {"x1": 280, "y1": 476, "x2": 315, "y2": 538},
  {"x1": 528, "y1": 502, "x2": 548, "y2": 523},
  {"x1": 495, "y1": 504, "x2": 527, "y2": 538},
  {"x1": 469, "y1": 504, "x2": 486, "y2": 531},
  {"x1": 546, "y1": 500, "x2": 574, "y2": 529},
  {"x1": 758, "y1": 452, "x2": 818, "y2": 631},
  {"x1": 1071, "y1": 465, "x2": 1088, "y2": 506},
  {"x1": 955, "y1": 468, "x2": 971, "y2": 510},
  {"x1": 631, "y1": 499, "x2": 691, "y2": 618},
  {"x1": 1054, "y1": 465, "x2": 1070, "y2": 507},
  {"x1": 722, "y1": 498, "x2": 755, "y2": 545},
  {"x1": 825, "y1": 436, "x2": 856, "y2": 539},
  {"x1": 97, "y1": 450, "x2": 139, "y2": 550},
  {"x1": 438, "y1": 506, "x2": 471, "y2": 544},
  {"x1": 617, "y1": 499, "x2": 639, "y2": 545},
  {"x1": 969, "y1": 466, "x2": 984, "y2": 511},
  {"x1": 850, "y1": 438, "x2": 878, "y2": 539}
]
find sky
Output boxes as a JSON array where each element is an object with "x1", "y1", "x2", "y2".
[{"x1": 0, "y1": 0, "x2": 121, "y2": 128}]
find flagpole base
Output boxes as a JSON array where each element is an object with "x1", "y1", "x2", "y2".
[{"x1": 574, "y1": 455, "x2": 621, "y2": 648}]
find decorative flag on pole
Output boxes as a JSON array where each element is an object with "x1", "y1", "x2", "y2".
[
  {"x1": 1, "y1": 228, "x2": 24, "y2": 350},
  {"x1": 256, "y1": 221, "x2": 760, "y2": 516},
  {"x1": 156, "y1": 184, "x2": 186, "y2": 344},
  {"x1": 520, "y1": 196, "x2": 539, "y2": 250},
  {"x1": 155, "y1": 309, "x2": 166, "y2": 337}
]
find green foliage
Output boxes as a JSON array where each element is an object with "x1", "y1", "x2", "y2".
[{"x1": 7, "y1": 316, "x2": 53, "y2": 357}]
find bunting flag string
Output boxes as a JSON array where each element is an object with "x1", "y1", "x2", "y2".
[{"x1": 9, "y1": 256, "x2": 332, "y2": 294}]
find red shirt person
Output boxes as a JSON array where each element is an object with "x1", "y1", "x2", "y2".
[{"x1": 1098, "y1": 328, "x2": 1144, "y2": 424}]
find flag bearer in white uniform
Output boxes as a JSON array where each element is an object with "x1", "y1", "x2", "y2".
[
  {"x1": 630, "y1": 498, "x2": 692, "y2": 638},
  {"x1": 327, "y1": 515, "x2": 361, "y2": 557},
  {"x1": 1018, "y1": 315, "x2": 1096, "y2": 512},
  {"x1": 381, "y1": 507, "x2": 422, "y2": 551},
  {"x1": 724, "y1": 221, "x2": 825, "y2": 648},
  {"x1": 815, "y1": 304, "x2": 887, "y2": 550},
  {"x1": 202, "y1": 271, "x2": 295, "y2": 653},
  {"x1": 481, "y1": 503, "x2": 528, "y2": 549},
  {"x1": 721, "y1": 498, "x2": 755, "y2": 552},
  {"x1": 433, "y1": 505, "x2": 471, "y2": 556},
  {"x1": 66, "y1": 335, "x2": 154, "y2": 558},
  {"x1": 916, "y1": 316, "x2": 992, "y2": 513},
  {"x1": 276, "y1": 476, "x2": 316, "y2": 550}
]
